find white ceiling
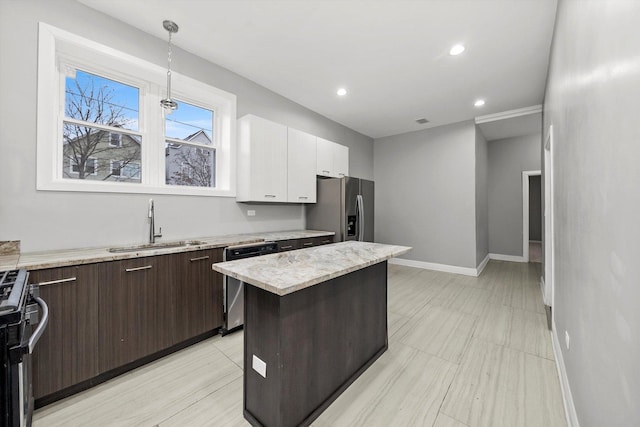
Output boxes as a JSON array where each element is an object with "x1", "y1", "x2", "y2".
[{"x1": 78, "y1": 0, "x2": 557, "y2": 139}]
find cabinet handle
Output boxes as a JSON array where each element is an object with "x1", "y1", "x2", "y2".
[
  {"x1": 321, "y1": 240, "x2": 331, "y2": 244},
  {"x1": 322, "y1": 170, "x2": 330, "y2": 174},
  {"x1": 190, "y1": 256, "x2": 210, "y2": 262},
  {"x1": 125, "y1": 265, "x2": 152, "y2": 272},
  {"x1": 280, "y1": 245, "x2": 293, "y2": 250},
  {"x1": 264, "y1": 194, "x2": 276, "y2": 198},
  {"x1": 338, "y1": 173, "x2": 345, "y2": 177},
  {"x1": 37, "y1": 277, "x2": 76, "y2": 286},
  {"x1": 298, "y1": 196, "x2": 308, "y2": 200},
  {"x1": 303, "y1": 242, "x2": 313, "y2": 247}
]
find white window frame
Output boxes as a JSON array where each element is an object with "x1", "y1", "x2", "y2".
[{"x1": 37, "y1": 22, "x2": 237, "y2": 197}]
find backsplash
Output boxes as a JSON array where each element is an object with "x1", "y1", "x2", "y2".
[{"x1": 0, "y1": 241, "x2": 20, "y2": 255}]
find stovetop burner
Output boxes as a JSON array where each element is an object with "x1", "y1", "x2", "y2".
[{"x1": 0, "y1": 269, "x2": 29, "y2": 319}]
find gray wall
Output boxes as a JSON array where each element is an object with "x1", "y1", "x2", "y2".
[
  {"x1": 374, "y1": 121, "x2": 477, "y2": 269},
  {"x1": 0, "y1": 0, "x2": 373, "y2": 252},
  {"x1": 544, "y1": 1, "x2": 640, "y2": 425},
  {"x1": 487, "y1": 134, "x2": 541, "y2": 256},
  {"x1": 475, "y1": 127, "x2": 489, "y2": 265},
  {"x1": 529, "y1": 175, "x2": 542, "y2": 241}
]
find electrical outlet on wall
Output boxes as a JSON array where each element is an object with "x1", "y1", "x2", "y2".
[
  {"x1": 565, "y1": 330, "x2": 570, "y2": 350},
  {"x1": 247, "y1": 210, "x2": 256, "y2": 217}
]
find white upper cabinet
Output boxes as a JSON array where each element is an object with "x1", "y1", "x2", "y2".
[
  {"x1": 287, "y1": 127, "x2": 317, "y2": 203},
  {"x1": 316, "y1": 137, "x2": 349, "y2": 178},
  {"x1": 333, "y1": 143, "x2": 349, "y2": 178},
  {"x1": 236, "y1": 115, "x2": 287, "y2": 202}
]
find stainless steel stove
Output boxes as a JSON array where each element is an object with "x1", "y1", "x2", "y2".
[{"x1": 0, "y1": 270, "x2": 48, "y2": 427}]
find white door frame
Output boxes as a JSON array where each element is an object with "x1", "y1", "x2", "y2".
[
  {"x1": 522, "y1": 170, "x2": 542, "y2": 262},
  {"x1": 543, "y1": 125, "x2": 555, "y2": 307}
]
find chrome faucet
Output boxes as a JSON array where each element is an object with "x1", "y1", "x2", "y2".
[{"x1": 148, "y1": 199, "x2": 162, "y2": 244}]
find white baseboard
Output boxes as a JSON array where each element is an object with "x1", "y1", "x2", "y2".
[
  {"x1": 551, "y1": 321, "x2": 580, "y2": 427},
  {"x1": 476, "y1": 253, "x2": 490, "y2": 276},
  {"x1": 540, "y1": 275, "x2": 546, "y2": 302},
  {"x1": 489, "y1": 253, "x2": 526, "y2": 263},
  {"x1": 389, "y1": 258, "x2": 479, "y2": 277}
]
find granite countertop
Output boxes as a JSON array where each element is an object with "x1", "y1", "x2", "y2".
[
  {"x1": 212, "y1": 241, "x2": 411, "y2": 296},
  {"x1": 10, "y1": 230, "x2": 334, "y2": 271}
]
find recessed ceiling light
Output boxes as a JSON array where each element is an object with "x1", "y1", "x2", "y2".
[
  {"x1": 474, "y1": 99, "x2": 486, "y2": 107},
  {"x1": 337, "y1": 88, "x2": 347, "y2": 96},
  {"x1": 449, "y1": 44, "x2": 465, "y2": 56}
]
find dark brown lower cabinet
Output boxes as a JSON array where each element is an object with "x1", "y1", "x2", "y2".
[
  {"x1": 31, "y1": 248, "x2": 224, "y2": 405},
  {"x1": 174, "y1": 249, "x2": 223, "y2": 342},
  {"x1": 30, "y1": 264, "x2": 100, "y2": 400},
  {"x1": 277, "y1": 236, "x2": 334, "y2": 252},
  {"x1": 98, "y1": 254, "x2": 177, "y2": 373},
  {"x1": 244, "y1": 261, "x2": 387, "y2": 427}
]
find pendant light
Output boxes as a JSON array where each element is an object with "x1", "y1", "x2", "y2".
[{"x1": 160, "y1": 20, "x2": 179, "y2": 111}]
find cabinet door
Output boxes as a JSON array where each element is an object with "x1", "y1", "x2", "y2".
[
  {"x1": 287, "y1": 127, "x2": 317, "y2": 203},
  {"x1": 316, "y1": 137, "x2": 335, "y2": 177},
  {"x1": 175, "y1": 249, "x2": 223, "y2": 342},
  {"x1": 30, "y1": 264, "x2": 100, "y2": 400},
  {"x1": 237, "y1": 115, "x2": 288, "y2": 202},
  {"x1": 333, "y1": 143, "x2": 349, "y2": 178},
  {"x1": 98, "y1": 256, "x2": 176, "y2": 373}
]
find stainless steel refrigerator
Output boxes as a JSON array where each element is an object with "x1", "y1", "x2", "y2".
[{"x1": 306, "y1": 177, "x2": 374, "y2": 242}]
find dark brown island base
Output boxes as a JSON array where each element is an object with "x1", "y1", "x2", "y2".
[{"x1": 213, "y1": 241, "x2": 411, "y2": 427}]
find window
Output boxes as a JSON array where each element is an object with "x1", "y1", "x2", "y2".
[
  {"x1": 109, "y1": 133, "x2": 122, "y2": 147},
  {"x1": 165, "y1": 101, "x2": 215, "y2": 188},
  {"x1": 63, "y1": 70, "x2": 141, "y2": 183},
  {"x1": 37, "y1": 23, "x2": 237, "y2": 196},
  {"x1": 70, "y1": 157, "x2": 97, "y2": 176}
]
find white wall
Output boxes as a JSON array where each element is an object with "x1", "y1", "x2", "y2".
[
  {"x1": 544, "y1": 0, "x2": 640, "y2": 425},
  {"x1": 487, "y1": 134, "x2": 541, "y2": 257},
  {"x1": 475, "y1": 127, "x2": 489, "y2": 265},
  {"x1": 374, "y1": 121, "x2": 477, "y2": 269},
  {"x1": 0, "y1": 0, "x2": 373, "y2": 252}
]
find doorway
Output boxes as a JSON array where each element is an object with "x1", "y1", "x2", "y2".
[{"x1": 522, "y1": 170, "x2": 542, "y2": 263}]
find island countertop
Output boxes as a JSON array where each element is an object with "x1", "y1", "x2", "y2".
[{"x1": 212, "y1": 241, "x2": 411, "y2": 296}]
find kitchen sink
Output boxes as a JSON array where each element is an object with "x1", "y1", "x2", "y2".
[{"x1": 107, "y1": 240, "x2": 208, "y2": 253}]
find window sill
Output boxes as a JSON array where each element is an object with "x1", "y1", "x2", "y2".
[{"x1": 37, "y1": 180, "x2": 236, "y2": 198}]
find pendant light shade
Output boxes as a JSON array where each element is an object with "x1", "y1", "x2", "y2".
[{"x1": 161, "y1": 20, "x2": 179, "y2": 111}]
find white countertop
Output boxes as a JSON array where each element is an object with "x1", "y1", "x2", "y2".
[
  {"x1": 212, "y1": 241, "x2": 411, "y2": 296},
  {"x1": 7, "y1": 230, "x2": 334, "y2": 271}
]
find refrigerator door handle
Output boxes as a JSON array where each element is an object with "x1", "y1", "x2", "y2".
[{"x1": 357, "y1": 194, "x2": 364, "y2": 242}]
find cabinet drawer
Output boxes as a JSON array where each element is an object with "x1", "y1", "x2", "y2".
[
  {"x1": 312, "y1": 236, "x2": 334, "y2": 246},
  {"x1": 277, "y1": 240, "x2": 301, "y2": 252}
]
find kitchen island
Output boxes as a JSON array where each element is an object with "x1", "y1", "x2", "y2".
[{"x1": 212, "y1": 241, "x2": 411, "y2": 427}]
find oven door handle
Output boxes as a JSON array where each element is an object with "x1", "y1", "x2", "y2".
[{"x1": 28, "y1": 296, "x2": 49, "y2": 354}]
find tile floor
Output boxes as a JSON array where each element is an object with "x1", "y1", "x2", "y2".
[{"x1": 33, "y1": 260, "x2": 566, "y2": 427}]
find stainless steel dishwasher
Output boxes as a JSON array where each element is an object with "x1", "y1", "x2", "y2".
[{"x1": 221, "y1": 242, "x2": 278, "y2": 335}]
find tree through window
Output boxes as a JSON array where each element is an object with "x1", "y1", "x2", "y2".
[{"x1": 62, "y1": 69, "x2": 142, "y2": 182}]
